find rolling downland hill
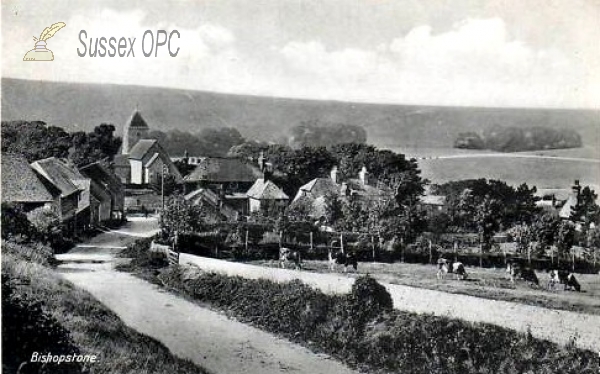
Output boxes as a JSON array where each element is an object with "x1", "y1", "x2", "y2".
[{"x1": 2, "y1": 77, "x2": 599, "y2": 155}]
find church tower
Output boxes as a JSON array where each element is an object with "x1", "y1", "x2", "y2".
[{"x1": 122, "y1": 110, "x2": 149, "y2": 154}]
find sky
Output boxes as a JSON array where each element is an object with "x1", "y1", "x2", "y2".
[{"x1": 2, "y1": 0, "x2": 599, "y2": 108}]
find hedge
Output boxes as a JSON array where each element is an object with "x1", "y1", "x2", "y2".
[{"x1": 156, "y1": 266, "x2": 597, "y2": 374}]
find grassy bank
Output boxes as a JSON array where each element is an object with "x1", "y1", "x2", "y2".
[
  {"x1": 119, "y1": 239, "x2": 597, "y2": 374},
  {"x1": 2, "y1": 240, "x2": 208, "y2": 374}
]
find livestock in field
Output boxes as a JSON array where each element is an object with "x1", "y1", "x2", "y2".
[
  {"x1": 328, "y1": 250, "x2": 358, "y2": 272},
  {"x1": 547, "y1": 269, "x2": 581, "y2": 292},
  {"x1": 438, "y1": 258, "x2": 468, "y2": 280},
  {"x1": 507, "y1": 261, "x2": 539, "y2": 286},
  {"x1": 279, "y1": 247, "x2": 302, "y2": 270}
]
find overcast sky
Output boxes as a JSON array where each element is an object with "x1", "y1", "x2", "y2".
[{"x1": 2, "y1": 0, "x2": 599, "y2": 108}]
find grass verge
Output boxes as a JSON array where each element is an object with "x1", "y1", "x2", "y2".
[{"x1": 2, "y1": 240, "x2": 208, "y2": 374}]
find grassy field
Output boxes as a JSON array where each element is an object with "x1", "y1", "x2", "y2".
[
  {"x1": 2, "y1": 240, "x2": 208, "y2": 374},
  {"x1": 250, "y1": 259, "x2": 600, "y2": 316}
]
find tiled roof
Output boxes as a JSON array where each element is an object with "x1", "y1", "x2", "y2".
[
  {"x1": 184, "y1": 158, "x2": 263, "y2": 183},
  {"x1": 128, "y1": 139, "x2": 158, "y2": 160},
  {"x1": 127, "y1": 110, "x2": 149, "y2": 128},
  {"x1": 30, "y1": 157, "x2": 80, "y2": 197},
  {"x1": 293, "y1": 178, "x2": 339, "y2": 202},
  {"x1": 247, "y1": 179, "x2": 288, "y2": 200},
  {"x1": 1, "y1": 153, "x2": 54, "y2": 203},
  {"x1": 559, "y1": 195, "x2": 578, "y2": 219},
  {"x1": 79, "y1": 161, "x2": 124, "y2": 196}
]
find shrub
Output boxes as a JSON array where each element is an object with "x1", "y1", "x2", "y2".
[
  {"x1": 2, "y1": 274, "x2": 82, "y2": 374},
  {"x1": 2, "y1": 240, "x2": 54, "y2": 266}
]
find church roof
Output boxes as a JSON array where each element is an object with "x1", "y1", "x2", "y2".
[
  {"x1": 127, "y1": 110, "x2": 149, "y2": 129},
  {"x1": 128, "y1": 139, "x2": 158, "y2": 160}
]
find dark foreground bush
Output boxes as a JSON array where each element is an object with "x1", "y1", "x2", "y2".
[
  {"x1": 2, "y1": 274, "x2": 82, "y2": 374},
  {"x1": 2, "y1": 243, "x2": 208, "y2": 374},
  {"x1": 157, "y1": 265, "x2": 597, "y2": 374}
]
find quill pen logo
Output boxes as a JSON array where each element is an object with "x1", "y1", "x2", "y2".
[{"x1": 23, "y1": 22, "x2": 66, "y2": 61}]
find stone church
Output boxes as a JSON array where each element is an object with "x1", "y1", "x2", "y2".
[{"x1": 113, "y1": 110, "x2": 182, "y2": 186}]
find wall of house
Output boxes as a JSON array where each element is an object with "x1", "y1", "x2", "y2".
[
  {"x1": 249, "y1": 198, "x2": 261, "y2": 213},
  {"x1": 130, "y1": 159, "x2": 144, "y2": 184}
]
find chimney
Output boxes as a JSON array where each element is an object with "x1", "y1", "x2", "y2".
[
  {"x1": 572, "y1": 180, "x2": 581, "y2": 197},
  {"x1": 330, "y1": 166, "x2": 338, "y2": 184},
  {"x1": 359, "y1": 166, "x2": 369, "y2": 185},
  {"x1": 258, "y1": 151, "x2": 265, "y2": 171}
]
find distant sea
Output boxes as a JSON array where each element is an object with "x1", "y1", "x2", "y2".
[{"x1": 385, "y1": 146, "x2": 600, "y2": 191}]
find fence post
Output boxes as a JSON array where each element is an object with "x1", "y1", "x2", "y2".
[
  {"x1": 310, "y1": 231, "x2": 313, "y2": 251},
  {"x1": 572, "y1": 249, "x2": 575, "y2": 272},
  {"x1": 245, "y1": 229, "x2": 248, "y2": 253},
  {"x1": 340, "y1": 232, "x2": 344, "y2": 254},
  {"x1": 372, "y1": 235, "x2": 376, "y2": 262}
]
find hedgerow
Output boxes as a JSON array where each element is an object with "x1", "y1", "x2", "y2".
[{"x1": 156, "y1": 265, "x2": 597, "y2": 374}]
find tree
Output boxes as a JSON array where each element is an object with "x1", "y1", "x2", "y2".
[
  {"x1": 27, "y1": 205, "x2": 61, "y2": 244},
  {"x1": 474, "y1": 196, "x2": 502, "y2": 257},
  {"x1": 532, "y1": 213, "x2": 560, "y2": 257},
  {"x1": 555, "y1": 220, "x2": 576, "y2": 262},
  {"x1": 1, "y1": 203, "x2": 36, "y2": 240},
  {"x1": 571, "y1": 186, "x2": 600, "y2": 226},
  {"x1": 69, "y1": 124, "x2": 122, "y2": 166},
  {"x1": 1, "y1": 121, "x2": 71, "y2": 162},
  {"x1": 160, "y1": 193, "x2": 206, "y2": 240}
]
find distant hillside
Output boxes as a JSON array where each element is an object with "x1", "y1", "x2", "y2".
[{"x1": 2, "y1": 78, "x2": 599, "y2": 154}]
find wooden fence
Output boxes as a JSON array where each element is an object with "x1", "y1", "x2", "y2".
[{"x1": 150, "y1": 240, "x2": 179, "y2": 265}]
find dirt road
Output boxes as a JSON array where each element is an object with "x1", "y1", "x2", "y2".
[
  {"x1": 57, "y1": 218, "x2": 358, "y2": 374},
  {"x1": 180, "y1": 254, "x2": 600, "y2": 351}
]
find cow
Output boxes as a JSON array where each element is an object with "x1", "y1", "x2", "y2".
[
  {"x1": 438, "y1": 258, "x2": 468, "y2": 280},
  {"x1": 547, "y1": 269, "x2": 581, "y2": 292},
  {"x1": 328, "y1": 250, "x2": 358, "y2": 272},
  {"x1": 279, "y1": 247, "x2": 302, "y2": 270},
  {"x1": 506, "y1": 261, "x2": 539, "y2": 286}
]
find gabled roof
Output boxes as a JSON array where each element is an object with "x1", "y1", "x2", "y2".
[
  {"x1": 128, "y1": 139, "x2": 158, "y2": 160},
  {"x1": 127, "y1": 110, "x2": 149, "y2": 129},
  {"x1": 79, "y1": 161, "x2": 124, "y2": 196},
  {"x1": 184, "y1": 158, "x2": 263, "y2": 183},
  {"x1": 293, "y1": 177, "x2": 339, "y2": 202},
  {"x1": 247, "y1": 179, "x2": 288, "y2": 200},
  {"x1": 559, "y1": 195, "x2": 578, "y2": 219},
  {"x1": 1, "y1": 153, "x2": 54, "y2": 203},
  {"x1": 30, "y1": 157, "x2": 80, "y2": 198}
]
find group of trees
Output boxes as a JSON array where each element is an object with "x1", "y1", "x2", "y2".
[
  {"x1": 454, "y1": 125, "x2": 582, "y2": 152},
  {"x1": 1, "y1": 120, "x2": 121, "y2": 167},
  {"x1": 148, "y1": 127, "x2": 246, "y2": 157},
  {"x1": 288, "y1": 121, "x2": 367, "y2": 149}
]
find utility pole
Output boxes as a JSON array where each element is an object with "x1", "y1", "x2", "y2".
[{"x1": 161, "y1": 164, "x2": 168, "y2": 211}]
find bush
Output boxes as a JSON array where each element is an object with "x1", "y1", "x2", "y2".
[
  {"x1": 2, "y1": 274, "x2": 82, "y2": 374},
  {"x1": 2, "y1": 240, "x2": 54, "y2": 266}
]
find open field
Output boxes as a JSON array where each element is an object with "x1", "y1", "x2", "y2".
[{"x1": 250, "y1": 259, "x2": 600, "y2": 316}]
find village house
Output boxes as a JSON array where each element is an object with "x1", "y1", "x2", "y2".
[
  {"x1": 246, "y1": 178, "x2": 289, "y2": 214},
  {"x1": 1, "y1": 153, "x2": 56, "y2": 212},
  {"x1": 291, "y1": 165, "x2": 390, "y2": 219},
  {"x1": 79, "y1": 161, "x2": 125, "y2": 223},
  {"x1": 30, "y1": 157, "x2": 84, "y2": 235}
]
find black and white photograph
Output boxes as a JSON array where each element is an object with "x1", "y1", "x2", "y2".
[{"x1": 1, "y1": 1, "x2": 599, "y2": 373}]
